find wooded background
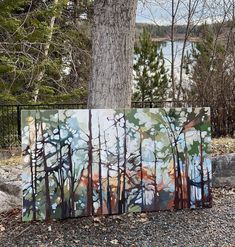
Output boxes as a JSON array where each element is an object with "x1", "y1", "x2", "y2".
[{"x1": 0, "y1": 0, "x2": 234, "y2": 138}]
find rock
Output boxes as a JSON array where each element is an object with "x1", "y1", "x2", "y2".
[
  {"x1": 0, "y1": 164, "x2": 22, "y2": 213},
  {"x1": 0, "y1": 191, "x2": 21, "y2": 213},
  {"x1": 0, "y1": 150, "x2": 12, "y2": 160},
  {"x1": 212, "y1": 153, "x2": 235, "y2": 187}
]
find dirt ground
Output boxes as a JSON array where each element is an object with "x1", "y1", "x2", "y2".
[{"x1": 0, "y1": 188, "x2": 234, "y2": 247}]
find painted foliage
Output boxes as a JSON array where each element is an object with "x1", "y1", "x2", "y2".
[{"x1": 22, "y1": 108, "x2": 212, "y2": 221}]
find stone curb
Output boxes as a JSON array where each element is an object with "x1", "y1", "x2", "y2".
[{"x1": 212, "y1": 153, "x2": 235, "y2": 188}]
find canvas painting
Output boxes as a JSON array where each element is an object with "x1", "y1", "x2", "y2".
[{"x1": 22, "y1": 108, "x2": 212, "y2": 221}]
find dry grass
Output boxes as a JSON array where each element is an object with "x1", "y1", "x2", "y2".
[
  {"x1": 0, "y1": 155, "x2": 22, "y2": 167},
  {"x1": 211, "y1": 137, "x2": 235, "y2": 156}
]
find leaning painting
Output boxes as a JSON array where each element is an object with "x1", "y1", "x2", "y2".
[{"x1": 22, "y1": 108, "x2": 212, "y2": 221}]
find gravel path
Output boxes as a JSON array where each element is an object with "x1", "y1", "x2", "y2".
[{"x1": 0, "y1": 188, "x2": 234, "y2": 247}]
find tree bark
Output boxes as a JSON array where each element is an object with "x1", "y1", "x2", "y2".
[
  {"x1": 33, "y1": 0, "x2": 59, "y2": 102},
  {"x1": 88, "y1": 0, "x2": 138, "y2": 109}
]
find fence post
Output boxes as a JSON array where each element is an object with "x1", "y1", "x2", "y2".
[{"x1": 17, "y1": 105, "x2": 21, "y2": 143}]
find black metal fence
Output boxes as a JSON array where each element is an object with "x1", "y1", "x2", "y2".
[
  {"x1": 0, "y1": 101, "x2": 234, "y2": 148},
  {"x1": 0, "y1": 103, "x2": 87, "y2": 148}
]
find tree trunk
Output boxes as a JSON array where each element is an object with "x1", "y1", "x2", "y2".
[
  {"x1": 88, "y1": 0, "x2": 138, "y2": 109},
  {"x1": 33, "y1": 0, "x2": 59, "y2": 102},
  {"x1": 171, "y1": 0, "x2": 176, "y2": 105}
]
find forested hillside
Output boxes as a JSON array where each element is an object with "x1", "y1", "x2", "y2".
[{"x1": 135, "y1": 21, "x2": 235, "y2": 41}]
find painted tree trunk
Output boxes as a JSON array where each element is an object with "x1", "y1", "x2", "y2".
[
  {"x1": 184, "y1": 131, "x2": 190, "y2": 208},
  {"x1": 68, "y1": 145, "x2": 75, "y2": 217},
  {"x1": 29, "y1": 117, "x2": 38, "y2": 220},
  {"x1": 104, "y1": 130, "x2": 112, "y2": 214},
  {"x1": 40, "y1": 121, "x2": 51, "y2": 220},
  {"x1": 88, "y1": 0, "x2": 138, "y2": 109},
  {"x1": 175, "y1": 144, "x2": 183, "y2": 209},
  {"x1": 121, "y1": 113, "x2": 127, "y2": 212},
  {"x1": 115, "y1": 124, "x2": 121, "y2": 214},
  {"x1": 200, "y1": 130, "x2": 204, "y2": 206},
  {"x1": 139, "y1": 131, "x2": 144, "y2": 211},
  {"x1": 33, "y1": 119, "x2": 38, "y2": 220},
  {"x1": 98, "y1": 120, "x2": 103, "y2": 214},
  {"x1": 87, "y1": 109, "x2": 93, "y2": 215},
  {"x1": 153, "y1": 138, "x2": 158, "y2": 208},
  {"x1": 58, "y1": 126, "x2": 67, "y2": 218},
  {"x1": 30, "y1": 153, "x2": 36, "y2": 220},
  {"x1": 107, "y1": 163, "x2": 112, "y2": 215}
]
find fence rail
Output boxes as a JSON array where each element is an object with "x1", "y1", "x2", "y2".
[{"x1": 0, "y1": 102, "x2": 234, "y2": 148}]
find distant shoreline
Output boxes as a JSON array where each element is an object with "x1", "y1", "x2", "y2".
[{"x1": 152, "y1": 36, "x2": 201, "y2": 42}]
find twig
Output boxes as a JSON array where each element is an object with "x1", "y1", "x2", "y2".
[{"x1": 14, "y1": 225, "x2": 31, "y2": 238}]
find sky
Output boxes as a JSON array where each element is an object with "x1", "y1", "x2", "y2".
[
  {"x1": 136, "y1": 0, "x2": 229, "y2": 25},
  {"x1": 136, "y1": 1, "x2": 171, "y2": 25}
]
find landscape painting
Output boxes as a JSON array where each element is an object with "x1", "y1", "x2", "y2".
[{"x1": 21, "y1": 108, "x2": 212, "y2": 221}]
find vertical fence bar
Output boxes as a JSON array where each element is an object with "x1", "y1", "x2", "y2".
[{"x1": 17, "y1": 105, "x2": 21, "y2": 144}]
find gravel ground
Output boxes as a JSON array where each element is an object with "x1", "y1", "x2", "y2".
[
  {"x1": 0, "y1": 188, "x2": 234, "y2": 247},
  {"x1": 211, "y1": 138, "x2": 235, "y2": 156}
]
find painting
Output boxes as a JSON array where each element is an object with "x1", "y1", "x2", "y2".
[{"x1": 21, "y1": 108, "x2": 212, "y2": 221}]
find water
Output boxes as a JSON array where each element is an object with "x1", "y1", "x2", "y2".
[{"x1": 160, "y1": 41, "x2": 195, "y2": 71}]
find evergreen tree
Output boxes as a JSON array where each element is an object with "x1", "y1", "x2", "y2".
[
  {"x1": 0, "y1": 0, "x2": 91, "y2": 104},
  {"x1": 188, "y1": 24, "x2": 235, "y2": 136},
  {"x1": 189, "y1": 24, "x2": 226, "y2": 103},
  {"x1": 133, "y1": 28, "x2": 169, "y2": 105}
]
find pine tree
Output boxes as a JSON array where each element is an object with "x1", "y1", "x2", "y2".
[
  {"x1": 133, "y1": 28, "x2": 169, "y2": 105},
  {"x1": 0, "y1": 0, "x2": 91, "y2": 104},
  {"x1": 188, "y1": 23, "x2": 235, "y2": 136},
  {"x1": 189, "y1": 24, "x2": 226, "y2": 104}
]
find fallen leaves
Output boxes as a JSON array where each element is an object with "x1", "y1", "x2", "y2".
[
  {"x1": 93, "y1": 216, "x2": 105, "y2": 226},
  {"x1": 137, "y1": 213, "x2": 149, "y2": 223},
  {"x1": 110, "y1": 239, "x2": 119, "y2": 245},
  {"x1": 0, "y1": 224, "x2": 5, "y2": 232}
]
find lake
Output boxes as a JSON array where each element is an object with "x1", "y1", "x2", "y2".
[{"x1": 160, "y1": 40, "x2": 195, "y2": 71}]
